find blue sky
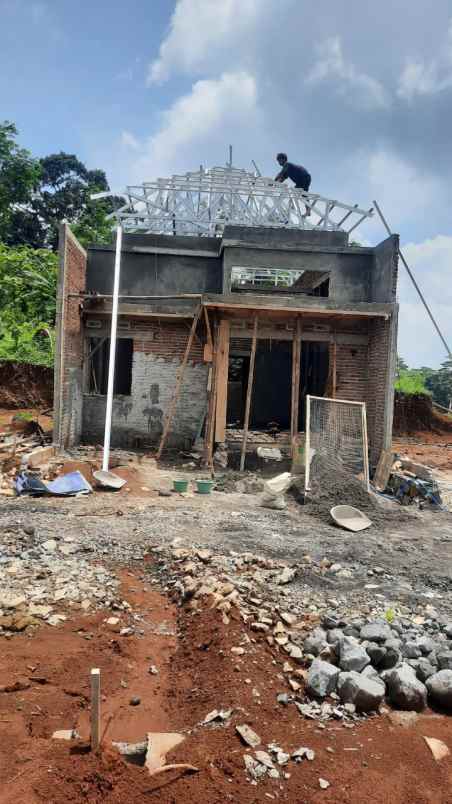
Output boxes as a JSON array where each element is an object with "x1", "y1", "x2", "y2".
[{"x1": 2, "y1": 0, "x2": 452, "y2": 367}]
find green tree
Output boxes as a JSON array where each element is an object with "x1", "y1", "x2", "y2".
[
  {"x1": 0, "y1": 121, "x2": 41, "y2": 243},
  {"x1": 0, "y1": 243, "x2": 57, "y2": 366},
  {"x1": 8, "y1": 152, "x2": 117, "y2": 250},
  {"x1": 426, "y1": 359, "x2": 452, "y2": 408}
]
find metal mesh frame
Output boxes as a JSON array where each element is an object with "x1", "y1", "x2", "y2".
[
  {"x1": 93, "y1": 166, "x2": 373, "y2": 237},
  {"x1": 305, "y1": 395, "x2": 370, "y2": 493}
]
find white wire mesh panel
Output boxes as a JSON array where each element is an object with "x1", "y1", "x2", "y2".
[{"x1": 305, "y1": 396, "x2": 369, "y2": 492}]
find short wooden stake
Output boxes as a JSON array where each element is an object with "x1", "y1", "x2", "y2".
[{"x1": 91, "y1": 668, "x2": 101, "y2": 751}]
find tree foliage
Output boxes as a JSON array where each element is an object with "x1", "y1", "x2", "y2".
[
  {"x1": 0, "y1": 243, "x2": 57, "y2": 366},
  {"x1": 0, "y1": 121, "x2": 41, "y2": 243},
  {"x1": 6, "y1": 151, "x2": 116, "y2": 250},
  {"x1": 425, "y1": 359, "x2": 452, "y2": 409}
]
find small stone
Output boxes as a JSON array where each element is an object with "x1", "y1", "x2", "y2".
[
  {"x1": 277, "y1": 567, "x2": 296, "y2": 585},
  {"x1": 289, "y1": 644, "x2": 303, "y2": 663},
  {"x1": 255, "y1": 750, "x2": 274, "y2": 769},
  {"x1": 307, "y1": 659, "x2": 340, "y2": 698},
  {"x1": 319, "y1": 778, "x2": 330, "y2": 789},
  {"x1": 42, "y1": 539, "x2": 57, "y2": 552},
  {"x1": 386, "y1": 664, "x2": 427, "y2": 711},
  {"x1": 106, "y1": 617, "x2": 120, "y2": 627},
  {"x1": 231, "y1": 647, "x2": 245, "y2": 655},
  {"x1": 426, "y1": 670, "x2": 452, "y2": 709},
  {"x1": 292, "y1": 747, "x2": 315, "y2": 761},
  {"x1": 337, "y1": 671, "x2": 385, "y2": 712},
  {"x1": 423, "y1": 736, "x2": 450, "y2": 762},
  {"x1": 338, "y1": 637, "x2": 370, "y2": 672},
  {"x1": 360, "y1": 621, "x2": 392, "y2": 643},
  {"x1": 129, "y1": 696, "x2": 141, "y2": 706},
  {"x1": 280, "y1": 612, "x2": 296, "y2": 626},
  {"x1": 148, "y1": 665, "x2": 159, "y2": 675},
  {"x1": 366, "y1": 644, "x2": 386, "y2": 668},
  {"x1": 304, "y1": 628, "x2": 327, "y2": 656},
  {"x1": 277, "y1": 693, "x2": 289, "y2": 705},
  {"x1": 236, "y1": 723, "x2": 261, "y2": 748},
  {"x1": 437, "y1": 651, "x2": 452, "y2": 671},
  {"x1": 52, "y1": 729, "x2": 77, "y2": 740},
  {"x1": 402, "y1": 642, "x2": 422, "y2": 660}
]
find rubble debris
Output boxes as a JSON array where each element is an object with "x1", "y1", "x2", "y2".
[
  {"x1": 236, "y1": 723, "x2": 261, "y2": 748},
  {"x1": 423, "y1": 736, "x2": 450, "y2": 762}
]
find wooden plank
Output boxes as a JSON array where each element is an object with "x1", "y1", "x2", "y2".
[
  {"x1": 240, "y1": 316, "x2": 258, "y2": 471},
  {"x1": 291, "y1": 318, "x2": 302, "y2": 458},
  {"x1": 214, "y1": 320, "x2": 230, "y2": 442},
  {"x1": 90, "y1": 668, "x2": 101, "y2": 751},
  {"x1": 331, "y1": 338, "x2": 337, "y2": 398},
  {"x1": 203, "y1": 306, "x2": 213, "y2": 362},
  {"x1": 156, "y1": 306, "x2": 202, "y2": 459},
  {"x1": 373, "y1": 448, "x2": 394, "y2": 492}
]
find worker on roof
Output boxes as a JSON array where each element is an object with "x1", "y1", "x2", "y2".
[{"x1": 275, "y1": 153, "x2": 311, "y2": 216}]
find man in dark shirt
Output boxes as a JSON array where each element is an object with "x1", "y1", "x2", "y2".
[{"x1": 275, "y1": 153, "x2": 311, "y2": 216}]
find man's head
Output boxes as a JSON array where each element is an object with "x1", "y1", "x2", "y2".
[{"x1": 276, "y1": 152, "x2": 287, "y2": 166}]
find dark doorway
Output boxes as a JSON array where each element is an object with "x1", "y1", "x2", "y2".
[
  {"x1": 88, "y1": 337, "x2": 133, "y2": 395},
  {"x1": 226, "y1": 339, "x2": 329, "y2": 431}
]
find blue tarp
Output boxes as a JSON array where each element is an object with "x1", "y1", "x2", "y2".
[{"x1": 16, "y1": 470, "x2": 92, "y2": 497}]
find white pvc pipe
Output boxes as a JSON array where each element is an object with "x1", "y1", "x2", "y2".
[{"x1": 102, "y1": 225, "x2": 122, "y2": 471}]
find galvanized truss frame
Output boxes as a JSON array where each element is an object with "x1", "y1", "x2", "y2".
[{"x1": 93, "y1": 166, "x2": 373, "y2": 237}]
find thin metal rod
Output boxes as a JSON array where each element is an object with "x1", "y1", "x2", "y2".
[
  {"x1": 361, "y1": 404, "x2": 370, "y2": 493},
  {"x1": 240, "y1": 316, "x2": 258, "y2": 471},
  {"x1": 373, "y1": 199, "x2": 452, "y2": 359},
  {"x1": 305, "y1": 395, "x2": 311, "y2": 492},
  {"x1": 308, "y1": 395, "x2": 365, "y2": 405},
  {"x1": 347, "y1": 209, "x2": 374, "y2": 235},
  {"x1": 102, "y1": 225, "x2": 122, "y2": 472}
]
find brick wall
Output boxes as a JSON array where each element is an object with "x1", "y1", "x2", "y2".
[
  {"x1": 335, "y1": 342, "x2": 368, "y2": 402},
  {"x1": 54, "y1": 225, "x2": 87, "y2": 447},
  {"x1": 366, "y1": 315, "x2": 397, "y2": 466},
  {"x1": 81, "y1": 320, "x2": 208, "y2": 450}
]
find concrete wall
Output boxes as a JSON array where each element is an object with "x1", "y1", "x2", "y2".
[
  {"x1": 371, "y1": 235, "x2": 399, "y2": 303},
  {"x1": 87, "y1": 247, "x2": 222, "y2": 297},
  {"x1": 81, "y1": 321, "x2": 208, "y2": 449}
]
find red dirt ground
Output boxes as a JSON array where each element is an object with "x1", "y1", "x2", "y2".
[
  {"x1": 1, "y1": 568, "x2": 452, "y2": 803},
  {"x1": 393, "y1": 431, "x2": 452, "y2": 472}
]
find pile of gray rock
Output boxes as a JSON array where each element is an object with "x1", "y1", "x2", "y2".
[
  {"x1": 304, "y1": 615, "x2": 452, "y2": 713},
  {"x1": 0, "y1": 524, "x2": 120, "y2": 634},
  {"x1": 160, "y1": 542, "x2": 452, "y2": 715}
]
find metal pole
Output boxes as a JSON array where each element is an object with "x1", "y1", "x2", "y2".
[
  {"x1": 373, "y1": 200, "x2": 452, "y2": 359},
  {"x1": 305, "y1": 395, "x2": 311, "y2": 493},
  {"x1": 102, "y1": 225, "x2": 122, "y2": 472}
]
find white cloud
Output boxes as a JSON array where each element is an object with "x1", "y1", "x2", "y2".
[
  {"x1": 120, "y1": 131, "x2": 140, "y2": 150},
  {"x1": 148, "y1": 0, "x2": 263, "y2": 84},
  {"x1": 306, "y1": 36, "x2": 389, "y2": 109},
  {"x1": 121, "y1": 71, "x2": 259, "y2": 181},
  {"x1": 397, "y1": 235, "x2": 452, "y2": 367},
  {"x1": 398, "y1": 19, "x2": 452, "y2": 100}
]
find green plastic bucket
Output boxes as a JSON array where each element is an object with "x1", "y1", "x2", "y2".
[
  {"x1": 196, "y1": 479, "x2": 214, "y2": 495},
  {"x1": 173, "y1": 479, "x2": 189, "y2": 493}
]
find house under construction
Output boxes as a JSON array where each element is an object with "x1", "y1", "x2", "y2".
[{"x1": 53, "y1": 166, "x2": 398, "y2": 468}]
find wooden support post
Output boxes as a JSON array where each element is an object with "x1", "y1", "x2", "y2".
[
  {"x1": 90, "y1": 668, "x2": 101, "y2": 751},
  {"x1": 290, "y1": 317, "x2": 302, "y2": 456},
  {"x1": 214, "y1": 319, "x2": 230, "y2": 443},
  {"x1": 156, "y1": 306, "x2": 202, "y2": 460},
  {"x1": 331, "y1": 337, "x2": 337, "y2": 398},
  {"x1": 240, "y1": 316, "x2": 258, "y2": 472},
  {"x1": 203, "y1": 306, "x2": 213, "y2": 357}
]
